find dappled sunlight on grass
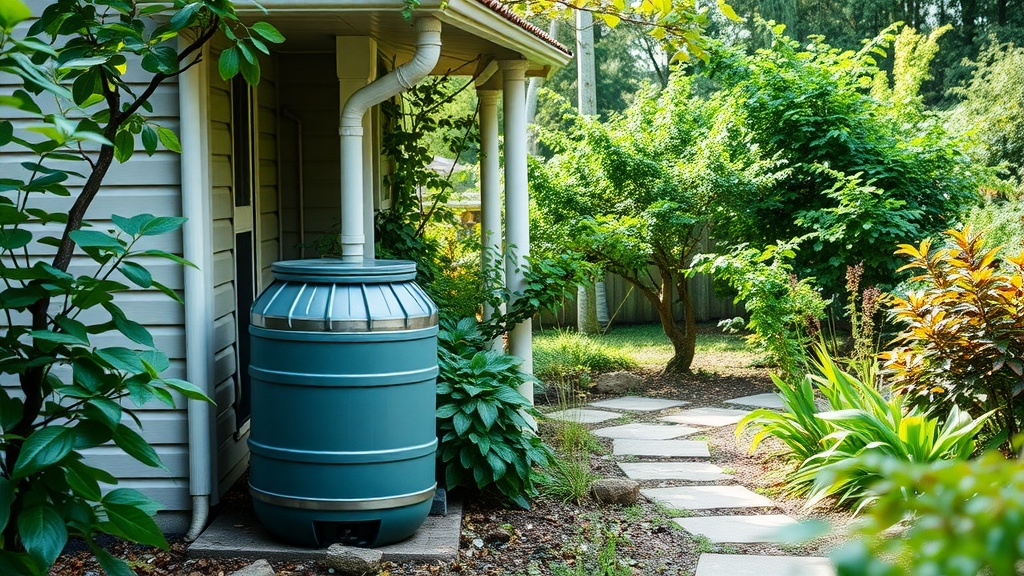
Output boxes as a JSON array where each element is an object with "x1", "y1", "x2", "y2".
[{"x1": 535, "y1": 323, "x2": 754, "y2": 373}]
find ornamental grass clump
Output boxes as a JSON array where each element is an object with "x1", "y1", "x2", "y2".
[{"x1": 738, "y1": 347, "x2": 991, "y2": 508}]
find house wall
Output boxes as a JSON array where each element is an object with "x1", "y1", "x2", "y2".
[
  {"x1": 278, "y1": 53, "x2": 341, "y2": 259},
  {"x1": 207, "y1": 44, "x2": 282, "y2": 500},
  {"x1": 0, "y1": 65, "x2": 191, "y2": 511}
]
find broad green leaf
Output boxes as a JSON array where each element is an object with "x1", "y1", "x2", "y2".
[
  {"x1": 114, "y1": 315, "x2": 154, "y2": 347},
  {"x1": 476, "y1": 401, "x2": 498, "y2": 429},
  {"x1": 17, "y1": 505, "x2": 67, "y2": 566},
  {"x1": 218, "y1": 46, "x2": 240, "y2": 80},
  {"x1": 0, "y1": 0, "x2": 32, "y2": 32},
  {"x1": 113, "y1": 130, "x2": 134, "y2": 163},
  {"x1": 0, "y1": 228, "x2": 32, "y2": 250},
  {"x1": 162, "y1": 378, "x2": 212, "y2": 402},
  {"x1": 97, "y1": 347, "x2": 145, "y2": 372},
  {"x1": 140, "y1": 215, "x2": 186, "y2": 235},
  {"x1": 0, "y1": 552, "x2": 38, "y2": 576},
  {"x1": 252, "y1": 21, "x2": 285, "y2": 43},
  {"x1": 156, "y1": 127, "x2": 181, "y2": 153},
  {"x1": 168, "y1": 2, "x2": 200, "y2": 30},
  {"x1": 103, "y1": 503, "x2": 168, "y2": 548},
  {"x1": 112, "y1": 424, "x2": 166, "y2": 470},
  {"x1": 65, "y1": 463, "x2": 103, "y2": 501},
  {"x1": 69, "y1": 229, "x2": 123, "y2": 250},
  {"x1": 717, "y1": 0, "x2": 742, "y2": 21},
  {"x1": 111, "y1": 214, "x2": 149, "y2": 236},
  {"x1": 12, "y1": 426, "x2": 76, "y2": 479},
  {"x1": 238, "y1": 56, "x2": 260, "y2": 86},
  {"x1": 0, "y1": 477, "x2": 13, "y2": 532},
  {"x1": 30, "y1": 329, "x2": 87, "y2": 345},
  {"x1": 141, "y1": 126, "x2": 158, "y2": 155},
  {"x1": 119, "y1": 261, "x2": 153, "y2": 288},
  {"x1": 85, "y1": 397, "x2": 123, "y2": 429},
  {"x1": 0, "y1": 120, "x2": 14, "y2": 146},
  {"x1": 104, "y1": 488, "x2": 164, "y2": 515}
]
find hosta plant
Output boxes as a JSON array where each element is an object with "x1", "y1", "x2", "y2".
[
  {"x1": 436, "y1": 318, "x2": 554, "y2": 508},
  {"x1": 881, "y1": 226, "x2": 1024, "y2": 450}
]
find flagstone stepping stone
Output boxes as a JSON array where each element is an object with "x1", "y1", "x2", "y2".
[
  {"x1": 643, "y1": 485, "x2": 774, "y2": 509},
  {"x1": 695, "y1": 554, "x2": 836, "y2": 576},
  {"x1": 594, "y1": 423, "x2": 701, "y2": 440},
  {"x1": 659, "y1": 407, "x2": 751, "y2": 427},
  {"x1": 618, "y1": 462, "x2": 732, "y2": 481},
  {"x1": 672, "y1": 515, "x2": 799, "y2": 544},
  {"x1": 589, "y1": 396, "x2": 688, "y2": 412},
  {"x1": 613, "y1": 439, "x2": 710, "y2": 458},
  {"x1": 725, "y1": 393, "x2": 785, "y2": 410},
  {"x1": 544, "y1": 408, "x2": 621, "y2": 424}
]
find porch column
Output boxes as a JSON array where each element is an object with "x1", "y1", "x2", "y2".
[
  {"x1": 500, "y1": 59, "x2": 533, "y2": 400},
  {"x1": 478, "y1": 88, "x2": 503, "y2": 350}
]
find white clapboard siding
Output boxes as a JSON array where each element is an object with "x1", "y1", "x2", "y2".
[{"x1": 0, "y1": 57, "x2": 191, "y2": 511}]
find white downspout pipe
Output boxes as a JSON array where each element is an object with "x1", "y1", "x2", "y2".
[
  {"x1": 179, "y1": 39, "x2": 215, "y2": 541},
  {"x1": 339, "y1": 17, "x2": 442, "y2": 261}
]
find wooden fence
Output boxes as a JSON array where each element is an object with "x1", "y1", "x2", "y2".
[{"x1": 537, "y1": 269, "x2": 745, "y2": 329}]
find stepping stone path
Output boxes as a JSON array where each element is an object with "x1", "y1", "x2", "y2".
[
  {"x1": 725, "y1": 393, "x2": 786, "y2": 410},
  {"x1": 589, "y1": 396, "x2": 688, "y2": 411},
  {"x1": 545, "y1": 408, "x2": 621, "y2": 424},
  {"x1": 586, "y1": 395, "x2": 835, "y2": 576},
  {"x1": 595, "y1": 423, "x2": 701, "y2": 440}
]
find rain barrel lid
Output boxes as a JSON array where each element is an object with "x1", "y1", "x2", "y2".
[
  {"x1": 254, "y1": 258, "x2": 437, "y2": 332},
  {"x1": 271, "y1": 258, "x2": 417, "y2": 284}
]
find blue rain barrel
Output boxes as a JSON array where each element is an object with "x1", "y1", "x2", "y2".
[{"x1": 247, "y1": 259, "x2": 438, "y2": 547}]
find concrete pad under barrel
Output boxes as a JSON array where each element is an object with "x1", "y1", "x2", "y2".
[
  {"x1": 544, "y1": 408, "x2": 621, "y2": 424},
  {"x1": 696, "y1": 554, "x2": 836, "y2": 576},
  {"x1": 188, "y1": 501, "x2": 462, "y2": 563},
  {"x1": 594, "y1": 423, "x2": 701, "y2": 440},
  {"x1": 725, "y1": 393, "x2": 785, "y2": 410},
  {"x1": 613, "y1": 439, "x2": 710, "y2": 458},
  {"x1": 589, "y1": 396, "x2": 688, "y2": 412},
  {"x1": 643, "y1": 485, "x2": 774, "y2": 510},
  {"x1": 659, "y1": 407, "x2": 751, "y2": 427},
  {"x1": 618, "y1": 462, "x2": 732, "y2": 482},
  {"x1": 672, "y1": 515, "x2": 798, "y2": 544}
]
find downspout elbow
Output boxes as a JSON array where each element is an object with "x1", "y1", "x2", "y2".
[{"x1": 339, "y1": 17, "x2": 442, "y2": 261}]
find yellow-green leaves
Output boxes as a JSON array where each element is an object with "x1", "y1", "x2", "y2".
[{"x1": 0, "y1": 0, "x2": 31, "y2": 33}]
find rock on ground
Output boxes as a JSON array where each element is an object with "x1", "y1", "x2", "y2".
[
  {"x1": 325, "y1": 544, "x2": 383, "y2": 575},
  {"x1": 593, "y1": 371, "x2": 644, "y2": 394},
  {"x1": 229, "y1": 559, "x2": 275, "y2": 576},
  {"x1": 590, "y1": 478, "x2": 640, "y2": 505}
]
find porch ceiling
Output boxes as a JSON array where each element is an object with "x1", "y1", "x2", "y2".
[{"x1": 237, "y1": 0, "x2": 571, "y2": 77}]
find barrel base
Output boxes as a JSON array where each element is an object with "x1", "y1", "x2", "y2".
[{"x1": 251, "y1": 496, "x2": 433, "y2": 548}]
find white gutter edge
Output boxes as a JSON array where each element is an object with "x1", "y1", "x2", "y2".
[
  {"x1": 235, "y1": 0, "x2": 570, "y2": 70},
  {"x1": 339, "y1": 16, "x2": 443, "y2": 261},
  {"x1": 178, "y1": 38, "x2": 214, "y2": 542}
]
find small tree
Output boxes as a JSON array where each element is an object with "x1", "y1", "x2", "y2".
[
  {"x1": 0, "y1": 0, "x2": 278, "y2": 573},
  {"x1": 531, "y1": 78, "x2": 781, "y2": 373}
]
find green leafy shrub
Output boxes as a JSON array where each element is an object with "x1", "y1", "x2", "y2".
[
  {"x1": 738, "y1": 349, "x2": 990, "y2": 506},
  {"x1": 960, "y1": 198, "x2": 1024, "y2": 258},
  {"x1": 0, "y1": 0, "x2": 267, "y2": 573},
  {"x1": 833, "y1": 452, "x2": 1024, "y2": 576},
  {"x1": 881, "y1": 226, "x2": 1024, "y2": 449},
  {"x1": 436, "y1": 318, "x2": 554, "y2": 508},
  {"x1": 696, "y1": 239, "x2": 828, "y2": 381}
]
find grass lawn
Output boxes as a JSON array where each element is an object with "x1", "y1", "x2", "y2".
[{"x1": 534, "y1": 322, "x2": 751, "y2": 374}]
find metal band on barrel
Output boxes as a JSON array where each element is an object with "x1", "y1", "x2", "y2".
[
  {"x1": 250, "y1": 314, "x2": 439, "y2": 332},
  {"x1": 249, "y1": 484, "x2": 437, "y2": 511}
]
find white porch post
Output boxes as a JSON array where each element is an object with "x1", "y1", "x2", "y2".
[
  {"x1": 478, "y1": 89, "x2": 503, "y2": 350},
  {"x1": 500, "y1": 60, "x2": 533, "y2": 400}
]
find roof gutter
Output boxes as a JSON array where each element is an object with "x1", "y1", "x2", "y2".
[
  {"x1": 338, "y1": 16, "x2": 442, "y2": 260},
  {"x1": 178, "y1": 38, "x2": 215, "y2": 541}
]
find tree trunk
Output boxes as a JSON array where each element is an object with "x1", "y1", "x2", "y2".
[
  {"x1": 631, "y1": 269, "x2": 696, "y2": 373},
  {"x1": 577, "y1": 283, "x2": 600, "y2": 334}
]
